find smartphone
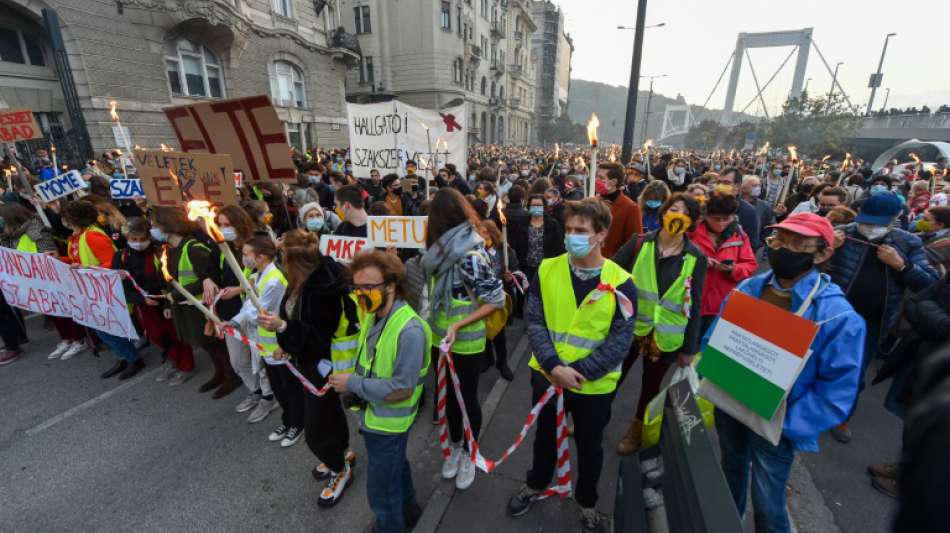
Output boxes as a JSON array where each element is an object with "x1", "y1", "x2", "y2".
[{"x1": 722, "y1": 259, "x2": 735, "y2": 266}]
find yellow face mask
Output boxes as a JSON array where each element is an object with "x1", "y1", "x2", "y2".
[
  {"x1": 662, "y1": 211, "x2": 692, "y2": 236},
  {"x1": 335, "y1": 207, "x2": 346, "y2": 222},
  {"x1": 261, "y1": 213, "x2": 274, "y2": 226},
  {"x1": 97, "y1": 214, "x2": 107, "y2": 227},
  {"x1": 353, "y1": 287, "x2": 385, "y2": 313}
]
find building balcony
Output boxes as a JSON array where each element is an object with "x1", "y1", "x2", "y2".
[
  {"x1": 513, "y1": 31, "x2": 523, "y2": 42},
  {"x1": 509, "y1": 64, "x2": 523, "y2": 78},
  {"x1": 330, "y1": 28, "x2": 362, "y2": 62},
  {"x1": 466, "y1": 43, "x2": 482, "y2": 65},
  {"x1": 509, "y1": 97, "x2": 521, "y2": 109},
  {"x1": 489, "y1": 96, "x2": 501, "y2": 108},
  {"x1": 490, "y1": 61, "x2": 505, "y2": 76},
  {"x1": 491, "y1": 20, "x2": 505, "y2": 39}
]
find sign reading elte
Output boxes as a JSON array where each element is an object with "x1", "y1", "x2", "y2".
[
  {"x1": 133, "y1": 150, "x2": 237, "y2": 207},
  {"x1": 319, "y1": 235, "x2": 368, "y2": 264},
  {"x1": 368, "y1": 216, "x2": 427, "y2": 249},
  {"x1": 109, "y1": 179, "x2": 145, "y2": 200},
  {"x1": 34, "y1": 170, "x2": 88, "y2": 202},
  {"x1": 163, "y1": 95, "x2": 295, "y2": 183},
  {"x1": 0, "y1": 109, "x2": 43, "y2": 142}
]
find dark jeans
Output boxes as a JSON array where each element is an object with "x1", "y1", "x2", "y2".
[
  {"x1": 715, "y1": 409, "x2": 795, "y2": 533},
  {"x1": 849, "y1": 317, "x2": 881, "y2": 418},
  {"x1": 265, "y1": 363, "x2": 304, "y2": 429},
  {"x1": 96, "y1": 331, "x2": 140, "y2": 362},
  {"x1": 443, "y1": 349, "x2": 483, "y2": 447},
  {"x1": 304, "y1": 386, "x2": 349, "y2": 473},
  {"x1": 363, "y1": 430, "x2": 416, "y2": 533},
  {"x1": 526, "y1": 370, "x2": 615, "y2": 508},
  {"x1": 484, "y1": 328, "x2": 508, "y2": 368},
  {"x1": 0, "y1": 294, "x2": 26, "y2": 350},
  {"x1": 619, "y1": 341, "x2": 673, "y2": 420}
]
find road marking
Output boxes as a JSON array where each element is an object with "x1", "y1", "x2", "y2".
[{"x1": 25, "y1": 367, "x2": 160, "y2": 436}]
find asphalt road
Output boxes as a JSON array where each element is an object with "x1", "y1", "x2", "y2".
[{"x1": 0, "y1": 317, "x2": 899, "y2": 532}]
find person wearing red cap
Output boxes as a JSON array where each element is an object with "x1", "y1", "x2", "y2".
[{"x1": 702, "y1": 212, "x2": 866, "y2": 533}]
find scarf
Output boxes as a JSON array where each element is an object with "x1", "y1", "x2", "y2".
[{"x1": 421, "y1": 222, "x2": 484, "y2": 317}]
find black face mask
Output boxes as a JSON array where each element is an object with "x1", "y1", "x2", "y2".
[
  {"x1": 390, "y1": 187, "x2": 402, "y2": 196},
  {"x1": 816, "y1": 207, "x2": 830, "y2": 217},
  {"x1": 768, "y1": 246, "x2": 815, "y2": 280},
  {"x1": 601, "y1": 189, "x2": 620, "y2": 202}
]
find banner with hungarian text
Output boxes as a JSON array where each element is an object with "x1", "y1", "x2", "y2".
[{"x1": 0, "y1": 247, "x2": 138, "y2": 339}]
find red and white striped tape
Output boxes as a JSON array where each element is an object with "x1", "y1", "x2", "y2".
[{"x1": 437, "y1": 349, "x2": 572, "y2": 499}]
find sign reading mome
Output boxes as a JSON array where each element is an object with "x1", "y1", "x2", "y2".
[
  {"x1": 134, "y1": 150, "x2": 237, "y2": 207},
  {"x1": 163, "y1": 95, "x2": 295, "y2": 183},
  {"x1": 34, "y1": 170, "x2": 88, "y2": 202},
  {"x1": 0, "y1": 108, "x2": 43, "y2": 142}
]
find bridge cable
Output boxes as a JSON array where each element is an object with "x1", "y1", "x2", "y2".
[
  {"x1": 809, "y1": 38, "x2": 856, "y2": 111},
  {"x1": 693, "y1": 50, "x2": 735, "y2": 126},
  {"x1": 743, "y1": 49, "x2": 771, "y2": 120},
  {"x1": 740, "y1": 46, "x2": 799, "y2": 114}
]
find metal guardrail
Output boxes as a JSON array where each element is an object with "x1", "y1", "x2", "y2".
[{"x1": 860, "y1": 113, "x2": 950, "y2": 130}]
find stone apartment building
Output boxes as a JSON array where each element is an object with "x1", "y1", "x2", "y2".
[
  {"x1": 530, "y1": 0, "x2": 572, "y2": 131},
  {"x1": 339, "y1": 0, "x2": 539, "y2": 146},
  {"x1": 0, "y1": 0, "x2": 358, "y2": 164}
]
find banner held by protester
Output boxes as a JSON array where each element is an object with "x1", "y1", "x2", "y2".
[
  {"x1": 34, "y1": 170, "x2": 88, "y2": 202},
  {"x1": 367, "y1": 216, "x2": 427, "y2": 249},
  {"x1": 319, "y1": 235, "x2": 368, "y2": 264},
  {"x1": 0, "y1": 108, "x2": 43, "y2": 142},
  {"x1": 109, "y1": 178, "x2": 145, "y2": 200},
  {"x1": 134, "y1": 150, "x2": 237, "y2": 208}
]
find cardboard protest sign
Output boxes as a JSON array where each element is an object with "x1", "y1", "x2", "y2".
[
  {"x1": 109, "y1": 179, "x2": 145, "y2": 200},
  {"x1": 163, "y1": 95, "x2": 295, "y2": 183},
  {"x1": 698, "y1": 290, "x2": 819, "y2": 420},
  {"x1": 133, "y1": 150, "x2": 237, "y2": 207},
  {"x1": 319, "y1": 235, "x2": 368, "y2": 264},
  {"x1": 368, "y1": 216, "x2": 427, "y2": 249},
  {"x1": 0, "y1": 108, "x2": 43, "y2": 142},
  {"x1": 346, "y1": 101, "x2": 467, "y2": 179},
  {"x1": 0, "y1": 247, "x2": 138, "y2": 339},
  {"x1": 34, "y1": 170, "x2": 88, "y2": 202}
]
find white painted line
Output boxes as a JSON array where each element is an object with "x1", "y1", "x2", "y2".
[{"x1": 25, "y1": 367, "x2": 160, "y2": 436}]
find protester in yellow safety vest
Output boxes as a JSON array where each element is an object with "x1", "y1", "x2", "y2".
[
  {"x1": 328, "y1": 250, "x2": 429, "y2": 533},
  {"x1": 421, "y1": 188, "x2": 505, "y2": 492},
  {"x1": 149, "y1": 206, "x2": 238, "y2": 399},
  {"x1": 220, "y1": 236, "x2": 284, "y2": 425},
  {"x1": 0, "y1": 203, "x2": 57, "y2": 365},
  {"x1": 610, "y1": 192, "x2": 707, "y2": 456},
  {"x1": 258, "y1": 230, "x2": 359, "y2": 508},
  {"x1": 510, "y1": 198, "x2": 637, "y2": 533}
]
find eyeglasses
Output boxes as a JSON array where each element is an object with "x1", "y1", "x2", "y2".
[
  {"x1": 764, "y1": 233, "x2": 823, "y2": 253},
  {"x1": 349, "y1": 282, "x2": 386, "y2": 292}
]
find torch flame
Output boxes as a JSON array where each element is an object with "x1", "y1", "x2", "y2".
[
  {"x1": 586, "y1": 113, "x2": 599, "y2": 146},
  {"x1": 840, "y1": 153, "x2": 852, "y2": 172},
  {"x1": 160, "y1": 248, "x2": 172, "y2": 282},
  {"x1": 821, "y1": 155, "x2": 832, "y2": 163},
  {"x1": 186, "y1": 200, "x2": 225, "y2": 242},
  {"x1": 788, "y1": 145, "x2": 798, "y2": 161},
  {"x1": 554, "y1": 143, "x2": 560, "y2": 159},
  {"x1": 497, "y1": 202, "x2": 507, "y2": 226},
  {"x1": 109, "y1": 101, "x2": 119, "y2": 122},
  {"x1": 643, "y1": 139, "x2": 653, "y2": 151},
  {"x1": 758, "y1": 142, "x2": 770, "y2": 156},
  {"x1": 909, "y1": 153, "x2": 921, "y2": 165},
  {"x1": 160, "y1": 143, "x2": 171, "y2": 152},
  {"x1": 608, "y1": 152, "x2": 616, "y2": 163}
]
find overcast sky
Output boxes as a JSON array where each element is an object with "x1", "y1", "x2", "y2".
[{"x1": 558, "y1": 0, "x2": 950, "y2": 116}]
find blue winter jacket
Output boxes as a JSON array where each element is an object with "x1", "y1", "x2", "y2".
[
  {"x1": 702, "y1": 269, "x2": 866, "y2": 452},
  {"x1": 827, "y1": 223, "x2": 938, "y2": 341}
]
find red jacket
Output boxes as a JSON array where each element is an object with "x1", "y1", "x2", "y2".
[
  {"x1": 602, "y1": 193, "x2": 643, "y2": 258},
  {"x1": 689, "y1": 221, "x2": 757, "y2": 316}
]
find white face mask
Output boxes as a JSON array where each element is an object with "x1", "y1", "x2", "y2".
[
  {"x1": 221, "y1": 227, "x2": 238, "y2": 242},
  {"x1": 128, "y1": 240, "x2": 150, "y2": 251},
  {"x1": 857, "y1": 223, "x2": 890, "y2": 242}
]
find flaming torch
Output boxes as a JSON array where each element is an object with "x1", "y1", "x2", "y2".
[
  {"x1": 546, "y1": 143, "x2": 560, "y2": 178},
  {"x1": 160, "y1": 247, "x2": 223, "y2": 327},
  {"x1": 497, "y1": 202, "x2": 509, "y2": 268},
  {"x1": 186, "y1": 200, "x2": 263, "y2": 314},
  {"x1": 587, "y1": 113, "x2": 599, "y2": 197},
  {"x1": 909, "y1": 152, "x2": 922, "y2": 174}
]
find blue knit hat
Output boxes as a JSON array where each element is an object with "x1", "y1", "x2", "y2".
[{"x1": 856, "y1": 192, "x2": 903, "y2": 225}]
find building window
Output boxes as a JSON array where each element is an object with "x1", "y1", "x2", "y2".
[
  {"x1": 480, "y1": 76, "x2": 487, "y2": 96},
  {"x1": 272, "y1": 60, "x2": 306, "y2": 108},
  {"x1": 452, "y1": 58, "x2": 462, "y2": 84},
  {"x1": 457, "y1": 6, "x2": 463, "y2": 37},
  {"x1": 365, "y1": 56, "x2": 375, "y2": 86},
  {"x1": 286, "y1": 122, "x2": 302, "y2": 151},
  {"x1": 164, "y1": 38, "x2": 224, "y2": 98},
  {"x1": 481, "y1": 0, "x2": 488, "y2": 19},
  {"x1": 440, "y1": 2, "x2": 451, "y2": 31},
  {"x1": 0, "y1": 27, "x2": 46, "y2": 66},
  {"x1": 490, "y1": 81, "x2": 496, "y2": 98},
  {"x1": 354, "y1": 5, "x2": 371, "y2": 34},
  {"x1": 271, "y1": 0, "x2": 292, "y2": 17}
]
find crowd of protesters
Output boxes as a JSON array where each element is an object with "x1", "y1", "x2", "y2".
[{"x1": 1, "y1": 142, "x2": 948, "y2": 533}]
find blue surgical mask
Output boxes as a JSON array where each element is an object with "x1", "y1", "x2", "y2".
[
  {"x1": 529, "y1": 206, "x2": 544, "y2": 217},
  {"x1": 646, "y1": 199, "x2": 662, "y2": 209},
  {"x1": 772, "y1": 169, "x2": 783, "y2": 177},
  {"x1": 220, "y1": 227, "x2": 238, "y2": 242},
  {"x1": 564, "y1": 234, "x2": 593, "y2": 258},
  {"x1": 713, "y1": 164, "x2": 722, "y2": 171},
  {"x1": 306, "y1": 217, "x2": 324, "y2": 232},
  {"x1": 149, "y1": 227, "x2": 168, "y2": 242},
  {"x1": 871, "y1": 185, "x2": 888, "y2": 196}
]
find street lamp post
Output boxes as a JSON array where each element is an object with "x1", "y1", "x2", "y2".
[
  {"x1": 803, "y1": 77, "x2": 812, "y2": 94},
  {"x1": 866, "y1": 33, "x2": 896, "y2": 116},
  {"x1": 880, "y1": 87, "x2": 891, "y2": 113},
  {"x1": 640, "y1": 74, "x2": 667, "y2": 145},
  {"x1": 618, "y1": 3, "x2": 665, "y2": 164},
  {"x1": 827, "y1": 62, "x2": 843, "y2": 114}
]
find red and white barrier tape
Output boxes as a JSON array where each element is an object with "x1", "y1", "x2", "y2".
[{"x1": 437, "y1": 348, "x2": 572, "y2": 499}]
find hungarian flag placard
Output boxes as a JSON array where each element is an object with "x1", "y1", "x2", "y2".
[{"x1": 698, "y1": 290, "x2": 819, "y2": 420}]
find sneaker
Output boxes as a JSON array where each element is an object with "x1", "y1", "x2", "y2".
[
  {"x1": 441, "y1": 445, "x2": 463, "y2": 479},
  {"x1": 247, "y1": 397, "x2": 279, "y2": 423},
  {"x1": 48, "y1": 340, "x2": 70, "y2": 360},
  {"x1": 118, "y1": 358, "x2": 145, "y2": 380},
  {"x1": 318, "y1": 463, "x2": 353, "y2": 508},
  {"x1": 312, "y1": 450, "x2": 358, "y2": 481},
  {"x1": 455, "y1": 454, "x2": 476, "y2": 490},
  {"x1": 100, "y1": 360, "x2": 128, "y2": 379},
  {"x1": 155, "y1": 363, "x2": 177, "y2": 383},
  {"x1": 0, "y1": 349, "x2": 22, "y2": 366},
  {"x1": 268, "y1": 424, "x2": 289, "y2": 442},
  {"x1": 280, "y1": 426, "x2": 303, "y2": 447},
  {"x1": 135, "y1": 337, "x2": 150, "y2": 350},
  {"x1": 867, "y1": 462, "x2": 899, "y2": 480},
  {"x1": 235, "y1": 394, "x2": 260, "y2": 413},
  {"x1": 507, "y1": 485, "x2": 539, "y2": 517},
  {"x1": 579, "y1": 507, "x2": 608, "y2": 533},
  {"x1": 871, "y1": 474, "x2": 898, "y2": 499},
  {"x1": 60, "y1": 341, "x2": 85, "y2": 360},
  {"x1": 831, "y1": 422, "x2": 852, "y2": 444},
  {"x1": 168, "y1": 370, "x2": 191, "y2": 386}
]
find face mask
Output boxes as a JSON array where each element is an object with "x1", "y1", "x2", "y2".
[
  {"x1": 128, "y1": 240, "x2": 150, "y2": 251},
  {"x1": 520, "y1": 170, "x2": 530, "y2": 177},
  {"x1": 772, "y1": 169, "x2": 783, "y2": 177},
  {"x1": 96, "y1": 215, "x2": 107, "y2": 227},
  {"x1": 750, "y1": 186, "x2": 762, "y2": 197},
  {"x1": 335, "y1": 207, "x2": 346, "y2": 221},
  {"x1": 353, "y1": 288, "x2": 385, "y2": 313},
  {"x1": 675, "y1": 167, "x2": 686, "y2": 177},
  {"x1": 306, "y1": 217, "x2": 325, "y2": 232},
  {"x1": 645, "y1": 199, "x2": 662, "y2": 210},
  {"x1": 261, "y1": 213, "x2": 274, "y2": 226},
  {"x1": 601, "y1": 189, "x2": 620, "y2": 202},
  {"x1": 242, "y1": 255, "x2": 257, "y2": 269},
  {"x1": 308, "y1": 175, "x2": 322, "y2": 186},
  {"x1": 668, "y1": 168, "x2": 685, "y2": 185},
  {"x1": 768, "y1": 246, "x2": 815, "y2": 279},
  {"x1": 916, "y1": 219, "x2": 933, "y2": 233},
  {"x1": 560, "y1": 169, "x2": 568, "y2": 175},
  {"x1": 390, "y1": 187, "x2": 402, "y2": 196},
  {"x1": 857, "y1": 223, "x2": 890, "y2": 242},
  {"x1": 564, "y1": 234, "x2": 593, "y2": 258},
  {"x1": 149, "y1": 227, "x2": 168, "y2": 242},
  {"x1": 870, "y1": 185, "x2": 888, "y2": 196},
  {"x1": 529, "y1": 206, "x2": 544, "y2": 217},
  {"x1": 221, "y1": 227, "x2": 238, "y2": 242},
  {"x1": 663, "y1": 212, "x2": 691, "y2": 236},
  {"x1": 468, "y1": 174, "x2": 475, "y2": 181},
  {"x1": 328, "y1": 185, "x2": 337, "y2": 193},
  {"x1": 817, "y1": 208, "x2": 830, "y2": 217},
  {"x1": 714, "y1": 164, "x2": 722, "y2": 172}
]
